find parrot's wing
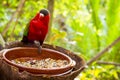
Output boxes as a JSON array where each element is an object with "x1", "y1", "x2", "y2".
[{"x1": 23, "y1": 23, "x2": 29, "y2": 36}]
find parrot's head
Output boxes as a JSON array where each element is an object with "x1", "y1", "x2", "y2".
[
  {"x1": 38, "y1": 9, "x2": 50, "y2": 26},
  {"x1": 39, "y1": 9, "x2": 49, "y2": 17}
]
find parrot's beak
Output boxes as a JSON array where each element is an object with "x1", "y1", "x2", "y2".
[{"x1": 40, "y1": 13, "x2": 44, "y2": 17}]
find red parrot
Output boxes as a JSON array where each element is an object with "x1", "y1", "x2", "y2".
[{"x1": 21, "y1": 9, "x2": 50, "y2": 52}]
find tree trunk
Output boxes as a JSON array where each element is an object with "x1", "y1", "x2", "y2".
[{"x1": 46, "y1": 0, "x2": 55, "y2": 41}]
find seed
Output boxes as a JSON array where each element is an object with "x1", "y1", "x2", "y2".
[{"x1": 11, "y1": 58, "x2": 69, "y2": 69}]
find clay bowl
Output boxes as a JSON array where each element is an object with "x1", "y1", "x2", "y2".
[{"x1": 3, "y1": 47, "x2": 76, "y2": 75}]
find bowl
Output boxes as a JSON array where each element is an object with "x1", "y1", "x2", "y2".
[{"x1": 3, "y1": 47, "x2": 76, "y2": 75}]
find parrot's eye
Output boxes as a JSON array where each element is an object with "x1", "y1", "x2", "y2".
[{"x1": 40, "y1": 13, "x2": 44, "y2": 17}]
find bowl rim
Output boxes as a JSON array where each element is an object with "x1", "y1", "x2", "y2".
[{"x1": 3, "y1": 47, "x2": 76, "y2": 71}]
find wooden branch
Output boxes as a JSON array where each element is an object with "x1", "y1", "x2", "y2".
[
  {"x1": 96, "y1": 61, "x2": 120, "y2": 66},
  {"x1": 87, "y1": 36, "x2": 120, "y2": 65},
  {"x1": 1, "y1": 0, "x2": 26, "y2": 36},
  {"x1": 10, "y1": 17, "x2": 19, "y2": 40},
  {"x1": 46, "y1": 0, "x2": 55, "y2": 41},
  {"x1": 10, "y1": 7, "x2": 23, "y2": 40}
]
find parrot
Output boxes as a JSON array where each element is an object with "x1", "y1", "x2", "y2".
[{"x1": 21, "y1": 9, "x2": 50, "y2": 53}]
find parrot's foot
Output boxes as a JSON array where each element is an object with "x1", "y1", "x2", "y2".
[
  {"x1": 38, "y1": 46, "x2": 42, "y2": 53},
  {"x1": 34, "y1": 40, "x2": 42, "y2": 53}
]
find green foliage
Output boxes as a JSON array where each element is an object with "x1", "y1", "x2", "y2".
[
  {"x1": 76, "y1": 65, "x2": 120, "y2": 80},
  {"x1": 0, "y1": 0, "x2": 120, "y2": 79}
]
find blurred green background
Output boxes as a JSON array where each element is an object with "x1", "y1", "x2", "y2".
[{"x1": 0, "y1": 0, "x2": 120, "y2": 80}]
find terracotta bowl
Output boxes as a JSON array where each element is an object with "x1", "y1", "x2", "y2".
[{"x1": 3, "y1": 47, "x2": 76, "y2": 75}]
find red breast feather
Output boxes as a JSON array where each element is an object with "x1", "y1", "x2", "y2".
[{"x1": 28, "y1": 13, "x2": 49, "y2": 42}]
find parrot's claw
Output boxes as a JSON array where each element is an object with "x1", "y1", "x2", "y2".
[
  {"x1": 38, "y1": 46, "x2": 42, "y2": 53},
  {"x1": 34, "y1": 40, "x2": 42, "y2": 53}
]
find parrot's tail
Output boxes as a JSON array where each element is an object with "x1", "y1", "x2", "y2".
[{"x1": 21, "y1": 36, "x2": 35, "y2": 44}]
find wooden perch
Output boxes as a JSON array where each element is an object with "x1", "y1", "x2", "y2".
[
  {"x1": 2, "y1": 0, "x2": 26, "y2": 36},
  {"x1": 87, "y1": 36, "x2": 120, "y2": 65},
  {"x1": 96, "y1": 61, "x2": 120, "y2": 66}
]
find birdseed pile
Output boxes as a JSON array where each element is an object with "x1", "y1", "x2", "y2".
[{"x1": 11, "y1": 58, "x2": 69, "y2": 69}]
